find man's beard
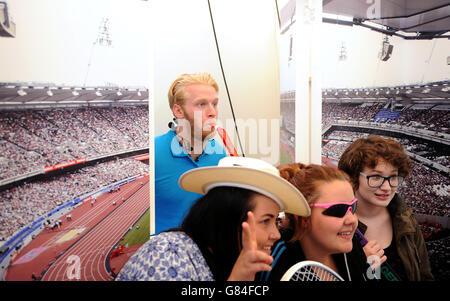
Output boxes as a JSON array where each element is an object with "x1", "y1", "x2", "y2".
[{"x1": 176, "y1": 111, "x2": 216, "y2": 154}]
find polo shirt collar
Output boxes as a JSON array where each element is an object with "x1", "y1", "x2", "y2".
[{"x1": 169, "y1": 130, "x2": 217, "y2": 158}]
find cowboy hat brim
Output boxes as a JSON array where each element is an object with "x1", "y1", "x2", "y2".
[{"x1": 179, "y1": 166, "x2": 310, "y2": 217}]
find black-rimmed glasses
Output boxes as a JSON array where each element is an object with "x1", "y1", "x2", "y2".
[{"x1": 360, "y1": 172, "x2": 404, "y2": 188}]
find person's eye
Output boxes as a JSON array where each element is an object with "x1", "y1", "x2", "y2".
[{"x1": 261, "y1": 218, "x2": 273, "y2": 226}]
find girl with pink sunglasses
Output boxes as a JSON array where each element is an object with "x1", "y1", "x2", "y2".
[{"x1": 261, "y1": 163, "x2": 374, "y2": 281}]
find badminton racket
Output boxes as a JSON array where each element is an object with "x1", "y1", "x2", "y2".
[
  {"x1": 281, "y1": 260, "x2": 344, "y2": 281},
  {"x1": 354, "y1": 228, "x2": 401, "y2": 281}
]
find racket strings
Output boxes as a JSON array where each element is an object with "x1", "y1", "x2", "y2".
[{"x1": 291, "y1": 266, "x2": 341, "y2": 281}]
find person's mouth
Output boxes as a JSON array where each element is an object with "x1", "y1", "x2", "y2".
[
  {"x1": 262, "y1": 246, "x2": 272, "y2": 255},
  {"x1": 337, "y1": 229, "x2": 354, "y2": 240},
  {"x1": 203, "y1": 119, "x2": 216, "y2": 130},
  {"x1": 374, "y1": 193, "x2": 391, "y2": 201}
]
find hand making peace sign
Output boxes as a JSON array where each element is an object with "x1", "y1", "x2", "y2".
[{"x1": 227, "y1": 211, "x2": 274, "y2": 281}]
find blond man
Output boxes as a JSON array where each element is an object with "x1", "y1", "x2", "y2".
[{"x1": 155, "y1": 73, "x2": 226, "y2": 234}]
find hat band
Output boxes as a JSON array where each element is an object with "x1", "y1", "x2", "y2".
[{"x1": 205, "y1": 182, "x2": 285, "y2": 211}]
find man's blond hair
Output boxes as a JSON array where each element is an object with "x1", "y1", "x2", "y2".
[{"x1": 168, "y1": 72, "x2": 219, "y2": 109}]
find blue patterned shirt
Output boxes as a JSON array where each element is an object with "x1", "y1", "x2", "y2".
[{"x1": 115, "y1": 231, "x2": 214, "y2": 281}]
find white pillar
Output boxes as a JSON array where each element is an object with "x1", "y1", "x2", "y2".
[{"x1": 295, "y1": 0, "x2": 322, "y2": 164}]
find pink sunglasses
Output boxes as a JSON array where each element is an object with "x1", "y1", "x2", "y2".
[{"x1": 309, "y1": 198, "x2": 358, "y2": 218}]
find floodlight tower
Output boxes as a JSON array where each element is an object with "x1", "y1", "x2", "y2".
[
  {"x1": 83, "y1": 17, "x2": 113, "y2": 86},
  {"x1": 339, "y1": 41, "x2": 347, "y2": 61},
  {"x1": 95, "y1": 18, "x2": 113, "y2": 47},
  {"x1": 379, "y1": 35, "x2": 393, "y2": 61}
]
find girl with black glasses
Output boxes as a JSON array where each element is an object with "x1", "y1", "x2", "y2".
[{"x1": 339, "y1": 135, "x2": 433, "y2": 281}]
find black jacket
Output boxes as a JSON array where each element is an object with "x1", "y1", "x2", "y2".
[
  {"x1": 260, "y1": 236, "x2": 372, "y2": 281},
  {"x1": 358, "y1": 194, "x2": 434, "y2": 281}
]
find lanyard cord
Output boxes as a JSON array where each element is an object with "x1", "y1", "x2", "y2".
[
  {"x1": 207, "y1": 0, "x2": 245, "y2": 157},
  {"x1": 275, "y1": 0, "x2": 281, "y2": 28}
]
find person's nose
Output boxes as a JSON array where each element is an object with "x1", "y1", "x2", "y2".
[
  {"x1": 344, "y1": 210, "x2": 358, "y2": 226},
  {"x1": 270, "y1": 224, "x2": 281, "y2": 241},
  {"x1": 205, "y1": 103, "x2": 217, "y2": 118},
  {"x1": 379, "y1": 178, "x2": 392, "y2": 191}
]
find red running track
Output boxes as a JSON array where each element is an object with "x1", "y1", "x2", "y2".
[
  {"x1": 41, "y1": 180, "x2": 149, "y2": 281},
  {"x1": 5, "y1": 176, "x2": 149, "y2": 281}
]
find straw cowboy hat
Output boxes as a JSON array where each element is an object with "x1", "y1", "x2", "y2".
[{"x1": 179, "y1": 156, "x2": 310, "y2": 217}]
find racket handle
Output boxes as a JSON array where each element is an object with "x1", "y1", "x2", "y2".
[
  {"x1": 355, "y1": 228, "x2": 368, "y2": 246},
  {"x1": 354, "y1": 228, "x2": 401, "y2": 281}
]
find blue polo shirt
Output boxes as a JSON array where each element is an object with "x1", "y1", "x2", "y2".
[{"x1": 154, "y1": 130, "x2": 226, "y2": 234}]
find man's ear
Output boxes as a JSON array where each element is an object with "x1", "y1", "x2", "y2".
[{"x1": 172, "y1": 104, "x2": 184, "y2": 119}]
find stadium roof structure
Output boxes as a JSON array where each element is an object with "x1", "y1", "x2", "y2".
[
  {"x1": 323, "y1": 0, "x2": 450, "y2": 40},
  {"x1": 0, "y1": 82, "x2": 149, "y2": 109},
  {"x1": 322, "y1": 81, "x2": 450, "y2": 104},
  {"x1": 0, "y1": 1, "x2": 15, "y2": 38}
]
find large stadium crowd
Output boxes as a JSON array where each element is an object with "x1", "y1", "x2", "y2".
[
  {"x1": 0, "y1": 106, "x2": 149, "y2": 180},
  {"x1": 394, "y1": 106, "x2": 449, "y2": 133},
  {"x1": 426, "y1": 235, "x2": 450, "y2": 280},
  {"x1": 283, "y1": 99, "x2": 448, "y2": 135},
  {"x1": 320, "y1": 101, "x2": 449, "y2": 133},
  {"x1": 400, "y1": 162, "x2": 449, "y2": 217},
  {"x1": 0, "y1": 158, "x2": 149, "y2": 241},
  {"x1": 281, "y1": 101, "x2": 386, "y2": 133},
  {"x1": 321, "y1": 102, "x2": 385, "y2": 129}
]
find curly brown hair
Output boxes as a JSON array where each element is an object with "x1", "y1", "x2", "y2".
[
  {"x1": 337, "y1": 135, "x2": 412, "y2": 191},
  {"x1": 277, "y1": 163, "x2": 351, "y2": 243}
]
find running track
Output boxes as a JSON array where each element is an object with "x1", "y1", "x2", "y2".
[
  {"x1": 41, "y1": 180, "x2": 149, "y2": 281},
  {"x1": 6, "y1": 176, "x2": 149, "y2": 281}
]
